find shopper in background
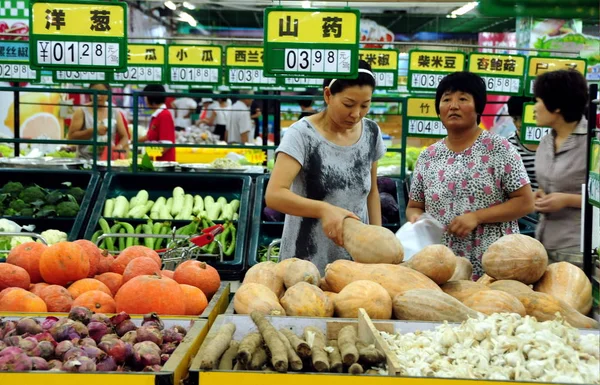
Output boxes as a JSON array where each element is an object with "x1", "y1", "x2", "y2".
[
  {"x1": 206, "y1": 97, "x2": 230, "y2": 141},
  {"x1": 138, "y1": 84, "x2": 176, "y2": 162},
  {"x1": 171, "y1": 97, "x2": 197, "y2": 130},
  {"x1": 298, "y1": 91, "x2": 317, "y2": 120},
  {"x1": 251, "y1": 100, "x2": 262, "y2": 139},
  {"x1": 533, "y1": 69, "x2": 589, "y2": 267},
  {"x1": 265, "y1": 60, "x2": 385, "y2": 274},
  {"x1": 506, "y1": 96, "x2": 538, "y2": 190},
  {"x1": 67, "y1": 83, "x2": 129, "y2": 160},
  {"x1": 227, "y1": 91, "x2": 254, "y2": 144},
  {"x1": 406, "y1": 72, "x2": 534, "y2": 279}
]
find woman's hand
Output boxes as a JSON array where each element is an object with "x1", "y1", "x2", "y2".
[
  {"x1": 534, "y1": 189, "x2": 546, "y2": 200},
  {"x1": 448, "y1": 213, "x2": 479, "y2": 238},
  {"x1": 535, "y1": 193, "x2": 567, "y2": 213},
  {"x1": 97, "y1": 125, "x2": 108, "y2": 136},
  {"x1": 320, "y1": 203, "x2": 359, "y2": 247},
  {"x1": 408, "y1": 212, "x2": 423, "y2": 223}
]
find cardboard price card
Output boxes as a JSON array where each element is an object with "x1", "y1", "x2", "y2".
[
  {"x1": 468, "y1": 53, "x2": 526, "y2": 95},
  {"x1": 520, "y1": 103, "x2": 552, "y2": 144},
  {"x1": 359, "y1": 48, "x2": 399, "y2": 89},
  {"x1": 167, "y1": 45, "x2": 222, "y2": 86},
  {"x1": 405, "y1": 97, "x2": 447, "y2": 138},
  {"x1": 407, "y1": 50, "x2": 466, "y2": 93},
  {"x1": 525, "y1": 56, "x2": 587, "y2": 96}
]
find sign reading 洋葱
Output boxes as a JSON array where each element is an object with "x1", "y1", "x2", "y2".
[
  {"x1": 29, "y1": 0, "x2": 127, "y2": 71},
  {"x1": 167, "y1": 45, "x2": 222, "y2": 86},
  {"x1": 405, "y1": 98, "x2": 447, "y2": 138},
  {"x1": 359, "y1": 49, "x2": 399, "y2": 90},
  {"x1": 263, "y1": 7, "x2": 360, "y2": 78},
  {"x1": 521, "y1": 103, "x2": 552, "y2": 145},
  {"x1": 225, "y1": 46, "x2": 277, "y2": 88},
  {"x1": 408, "y1": 50, "x2": 466, "y2": 93},
  {"x1": 468, "y1": 53, "x2": 526, "y2": 95},
  {"x1": 525, "y1": 57, "x2": 587, "y2": 96},
  {"x1": 0, "y1": 41, "x2": 40, "y2": 82},
  {"x1": 111, "y1": 44, "x2": 166, "y2": 84}
]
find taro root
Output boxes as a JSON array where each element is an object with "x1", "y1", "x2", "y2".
[
  {"x1": 96, "y1": 356, "x2": 117, "y2": 372},
  {"x1": 142, "y1": 313, "x2": 164, "y2": 330},
  {"x1": 68, "y1": 307, "x2": 94, "y2": 325},
  {"x1": 115, "y1": 320, "x2": 136, "y2": 337},
  {"x1": 63, "y1": 347, "x2": 86, "y2": 361},
  {"x1": 0, "y1": 351, "x2": 33, "y2": 371},
  {"x1": 16, "y1": 318, "x2": 42, "y2": 336},
  {"x1": 82, "y1": 346, "x2": 107, "y2": 361},
  {"x1": 162, "y1": 328, "x2": 184, "y2": 344},
  {"x1": 160, "y1": 342, "x2": 177, "y2": 355},
  {"x1": 132, "y1": 341, "x2": 161, "y2": 368},
  {"x1": 110, "y1": 312, "x2": 131, "y2": 326},
  {"x1": 62, "y1": 356, "x2": 96, "y2": 372},
  {"x1": 18, "y1": 336, "x2": 39, "y2": 352},
  {"x1": 121, "y1": 331, "x2": 137, "y2": 344},
  {"x1": 33, "y1": 332, "x2": 57, "y2": 345},
  {"x1": 88, "y1": 321, "x2": 110, "y2": 344},
  {"x1": 90, "y1": 313, "x2": 112, "y2": 328},
  {"x1": 48, "y1": 360, "x2": 63, "y2": 371},
  {"x1": 98, "y1": 338, "x2": 132, "y2": 365},
  {"x1": 78, "y1": 337, "x2": 97, "y2": 347},
  {"x1": 30, "y1": 356, "x2": 49, "y2": 370},
  {"x1": 31, "y1": 341, "x2": 55, "y2": 360},
  {"x1": 55, "y1": 340, "x2": 75, "y2": 360},
  {"x1": 136, "y1": 326, "x2": 163, "y2": 345},
  {"x1": 41, "y1": 316, "x2": 59, "y2": 331}
]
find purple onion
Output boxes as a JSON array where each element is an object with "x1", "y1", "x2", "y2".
[
  {"x1": 132, "y1": 341, "x2": 161, "y2": 368},
  {"x1": 121, "y1": 331, "x2": 137, "y2": 344},
  {"x1": 109, "y1": 312, "x2": 131, "y2": 327},
  {"x1": 100, "y1": 334, "x2": 119, "y2": 343},
  {"x1": 115, "y1": 320, "x2": 136, "y2": 337},
  {"x1": 0, "y1": 321, "x2": 17, "y2": 337},
  {"x1": 68, "y1": 307, "x2": 93, "y2": 325},
  {"x1": 142, "y1": 364, "x2": 162, "y2": 372},
  {"x1": 0, "y1": 341, "x2": 6, "y2": 351},
  {"x1": 0, "y1": 346, "x2": 23, "y2": 357},
  {"x1": 48, "y1": 359, "x2": 63, "y2": 371},
  {"x1": 41, "y1": 316, "x2": 59, "y2": 331},
  {"x1": 30, "y1": 356, "x2": 49, "y2": 370},
  {"x1": 16, "y1": 318, "x2": 42, "y2": 336},
  {"x1": 142, "y1": 313, "x2": 164, "y2": 330},
  {"x1": 63, "y1": 347, "x2": 86, "y2": 361},
  {"x1": 136, "y1": 326, "x2": 163, "y2": 345},
  {"x1": 160, "y1": 342, "x2": 177, "y2": 355},
  {"x1": 55, "y1": 340, "x2": 74, "y2": 360},
  {"x1": 96, "y1": 356, "x2": 117, "y2": 372},
  {"x1": 50, "y1": 319, "x2": 89, "y2": 342},
  {"x1": 90, "y1": 313, "x2": 112, "y2": 328},
  {"x1": 3, "y1": 330, "x2": 20, "y2": 346},
  {"x1": 87, "y1": 321, "x2": 109, "y2": 344},
  {"x1": 29, "y1": 341, "x2": 55, "y2": 360},
  {"x1": 173, "y1": 325, "x2": 187, "y2": 336},
  {"x1": 81, "y1": 346, "x2": 107, "y2": 361},
  {"x1": 98, "y1": 339, "x2": 132, "y2": 365},
  {"x1": 162, "y1": 328, "x2": 184, "y2": 344},
  {"x1": 18, "y1": 336, "x2": 39, "y2": 352},
  {"x1": 0, "y1": 351, "x2": 32, "y2": 371},
  {"x1": 33, "y1": 332, "x2": 57, "y2": 345},
  {"x1": 161, "y1": 354, "x2": 170, "y2": 365},
  {"x1": 62, "y1": 356, "x2": 96, "y2": 372},
  {"x1": 78, "y1": 337, "x2": 97, "y2": 348}
]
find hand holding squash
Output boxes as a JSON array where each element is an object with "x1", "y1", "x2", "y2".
[
  {"x1": 341, "y1": 218, "x2": 404, "y2": 264},
  {"x1": 320, "y1": 203, "x2": 359, "y2": 246}
]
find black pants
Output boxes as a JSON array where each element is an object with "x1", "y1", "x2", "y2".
[{"x1": 214, "y1": 124, "x2": 226, "y2": 141}]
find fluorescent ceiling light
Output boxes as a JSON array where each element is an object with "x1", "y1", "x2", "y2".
[
  {"x1": 164, "y1": 1, "x2": 177, "y2": 10},
  {"x1": 302, "y1": 1, "x2": 310, "y2": 8},
  {"x1": 450, "y1": 1, "x2": 478, "y2": 16},
  {"x1": 183, "y1": 1, "x2": 196, "y2": 9}
]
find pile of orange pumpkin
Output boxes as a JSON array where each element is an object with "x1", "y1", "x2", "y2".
[{"x1": 0, "y1": 241, "x2": 221, "y2": 316}]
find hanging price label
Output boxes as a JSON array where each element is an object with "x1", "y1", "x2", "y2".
[
  {"x1": 110, "y1": 44, "x2": 165, "y2": 84},
  {"x1": 468, "y1": 53, "x2": 526, "y2": 95},
  {"x1": 167, "y1": 45, "x2": 222, "y2": 86},
  {"x1": 225, "y1": 46, "x2": 276, "y2": 88},
  {"x1": 525, "y1": 56, "x2": 587, "y2": 96},
  {"x1": 405, "y1": 98, "x2": 447, "y2": 138},
  {"x1": 408, "y1": 50, "x2": 466, "y2": 93},
  {"x1": 0, "y1": 41, "x2": 40, "y2": 82},
  {"x1": 521, "y1": 103, "x2": 552, "y2": 144},
  {"x1": 359, "y1": 48, "x2": 399, "y2": 90}
]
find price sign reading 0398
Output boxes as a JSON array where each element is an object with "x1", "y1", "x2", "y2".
[{"x1": 406, "y1": 98, "x2": 447, "y2": 138}]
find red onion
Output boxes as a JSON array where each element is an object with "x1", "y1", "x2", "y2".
[
  {"x1": 30, "y1": 356, "x2": 49, "y2": 370},
  {"x1": 55, "y1": 340, "x2": 74, "y2": 360},
  {"x1": 136, "y1": 326, "x2": 163, "y2": 345},
  {"x1": 87, "y1": 321, "x2": 109, "y2": 344},
  {"x1": 62, "y1": 356, "x2": 96, "y2": 372},
  {"x1": 142, "y1": 313, "x2": 164, "y2": 330},
  {"x1": 68, "y1": 307, "x2": 93, "y2": 325},
  {"x1": 0, "y1": 351, "x2": 33, "y2": 371},
  {"x1": 96, "y1": 356, "x2": 117, "y2": 372},
  {"x1": 41, "y1": 316, "x2": 59, "y2": 331},
  {"x1": 132, "y1": 341, "x2": 161, "y2": 368},
  {"x1": 16, "y1": 318, "x2": 42, "y2": 336}
]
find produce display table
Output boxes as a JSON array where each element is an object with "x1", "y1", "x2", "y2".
[{"x1": 199, "y1": 282, "x2": 232, "y2": 328}]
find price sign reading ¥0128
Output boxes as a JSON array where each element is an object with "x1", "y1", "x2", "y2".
[
  {"x1": 525, "y1": 57, "x2": 587, "y2": 96},
  {"x1": 521, "y1": 103, "x2": 551, "y2": 145},
  {"x1": 0, "y1": 41, "x2": 40, "y2": 82},
  {"x1": 263, "y1": 7, "x2": 360, "y2": 79},
  {"x1": 29, "y1": 0, "x2": 127, "y2": 71},
  {"x1": 167, "y1": 45, "x2": 222, "y2": 86},
  {"x1": 225, "y1": 46, "x2": 277, "y2": 88},
  {"x1": 408, "y1": 50, "x2": 466, "y2": 93},
  {"x1": 111, "y1": 44, "x2": 166, "y2": 84},
  {"x1": 468, "y1": 53, "x2": 526, "y2": 95},
  {"x1": 359, "y1": 49, "x2": 399, "y2": 90},
  {"x1": 405, "y1": 98, "x2": 447, "y2": 138},
  {"x1": 589, "y1": 138, "x2": 600, "y2": 208}
]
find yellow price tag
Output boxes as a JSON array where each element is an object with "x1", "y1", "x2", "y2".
[
  {"x1": 469, "y1": 54, "x2": 525, "y2": 76},
  {"x1": 226, "y1": 47, "x2": 264, "y2": 67},
  {"x1": 244, "y1": 150, "x2": 267, "y2": 165},
  {"x1": 522, "y1": 104, "x2": 537, "y2": 125},
  {"x1": 409, "y1": 51, "x2": 465, "y2": 72},
  {"x1": 266, "y1": 10, "x2": 358, "y2": 45},
  {"x1": 146, "y1": 147, "x2": 164, "y2": 160},
  {"x1": 32, "y1": 2, "x2": 125, "y2": 37},
  {"x1": 527, "y1": 57, "x2": 586, "y2": 77},
  {"x1": 407, "y1": 98, "x2": 438, "y2": 119},
  {"x1": 168, "y1": 45, "x2": 222, "y2": 66},
  {"x1": 128, "y1": 44, "x2": 165, "y2": 65},
  {"x1": 359, "y1": 49, "x2": 398, "y2": 71}
]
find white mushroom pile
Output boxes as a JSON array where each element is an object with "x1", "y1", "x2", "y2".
[{"x1": 381, "y1": 313, "x2": 599, "y2": 384}]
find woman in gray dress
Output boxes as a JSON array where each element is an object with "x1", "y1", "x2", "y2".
[{"x1": 265, "y1": 60, "x2": 386, "y2": 274}]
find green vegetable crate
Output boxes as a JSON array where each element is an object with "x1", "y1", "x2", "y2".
[
  {"x1": 0, "y1": 169, "x2": 100, "y2": 241},
  {"x1": 246, "y1": 175, "x2": 407, "y2": 268},
  {"x1": 84, "y1": 172, "x2": 252, "y2": 280}
]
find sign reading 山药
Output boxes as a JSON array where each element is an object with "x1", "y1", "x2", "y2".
[
  {"x1": 225, "y1": 46, "x2": 277, "y2": 88},
  {"x1": 520, "y1": 103, "x2": 551, "y2": 145},
  {"x1": 0, "y1": 41, "x2": 40, "y2": 82},
  {"x1": 167, "y1": 45, "x2": 222, "y2": 86},
  {"x1": 408, "y1": 50, "x2": 466, "y2": 93},
  {"x1": 405, "y1": 97, "x2": 447, "y2": 138},
  {"x1": 111, "y1": 44, "x2": 165, "y2": 84},
  {"x1": 468, "y1": 53, "x2": 526, "y2": 95},
  {"x1": 525, "y1": 56, "x2": 587, "y2": 96},
  {"x1": 263, "y1": 7, "x2": 360, "y2": 79},
  {"x1": 359, "y1": 49, "x2": 399, "y2": 90},
  {"x1": 29, "y1": 0, "x2": 127, "y2": 71}
]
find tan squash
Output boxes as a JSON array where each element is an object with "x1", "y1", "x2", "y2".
[
  {"x1": 516, "y1": 291, "x2": 599, "y2": 329},
  {"x1": 463, "y1": 290, "x2": 526, "y2": 316},
  {"x1": 324, "y1": 260, "x2": 441, "y2": 297},
  {"x1": 319, "y1": 277, "x2": 333, "y2": 292},
  {"x1": 440, "y1": 280, "x2": 491, "y2": 303},
  {"x1": 449, "y1": 257, "x2": 473, "y2": 281},
  {"x1": 489, "y1": 280, "x2": 533, "y2": 298},
  {"x1": 280, "y1": 282, "x2": 331, "y2": 317},
  {"x1": 233, "y1": 283, "x2": 286, "y2": 316},
  {"x1": 323, "y1": 291, "x2": 337, "y2": 304},
  {"x1": 477, "y1": 274, "x2": 496, "y2": 285},
  {"x1": 405, "y1": 245, "x2": 456, "y2": 285},
  {"x1": 243, "y1": 262, "x2": 285, "y2": 298},
  {"x1": 334, "y1": 280, "x2": 392, "y2": 320},
  {"x1": 343, "y1": 218, "x2": 404, "y2": 264},
  {"x1": 392, "y1": 289, "x2": 480, "y2": 322},
  {"x1": 283, "y1": 259, "x2": 321, "y2": 288},
  {"x1": 533, "y1": 262, "x2": 592, "y2": 315},
  {"x1": 276, "y1": 258, "x2": 301, "y2": 281},
  {"x1": 482, "y1": 234, "x2": 548, "y2": 284}
]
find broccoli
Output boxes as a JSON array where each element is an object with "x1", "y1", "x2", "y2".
[
  {"x1": 20, "y1": 208, "x2": 34, "y2": 217},
  {"x1": 45, "y1": 190, "x2": 65, "y2": 205},
  {"x1": 4, "y1": 208, "x2": 17, "y2": 216},
  {"x1": 9, "y1": 199, "x2": 28, "y2": 214},
  {"x1": 1, "y1": 181, "x2": 24, "y2": 196},
  {"x1": 19, "y1": 186, "x2": 46, "y2": 204},
  {"x1": 37, "y1": 205, "x2": 57, "y2": 218},
  {"x1": 56, "y1": 201, "x2": 80, "y2": 217},
  {"x1": 67, "y1": 187, "x2": 85, "y2": 203}
]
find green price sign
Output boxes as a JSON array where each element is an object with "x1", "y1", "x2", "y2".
[
  {"x1": 407, "y1": 50, "x2": 466, "y2": 93},
  {"x1": 520, "y1": 103, "x2": 552, "y2": 144},
  {"x1": 167, "y1": 45, "x2": 222, "y2": 86},
  {"x1": 590, "y1": 138, "x2": 600, "y2": 208},
  {"x1": 0, "y1": 41, "x2": 41, "y2": 83},
  {"x1": 359, "y1": 49, "x2": 399, "y2": 90},
  {"x1": 52, "y1": 70, "x2": 107, "y2": 83},
  {"x1": 225, "y1": 46, "x2": 277, "y2": 88},
  {"x1": 29, "y1": 0, "x2": 128, "y2": 71},
  {"x1": 405, "y1": 97, "x2": 447, "y2": 138},
  {"x1": 110, "y1": 44, "x2": 165, "y2": 84},
  {"x1": 525, "y1": 56, "x2": 587, "y2": 96},
  {"x1": 263, "y1": 7, "x2": 360, "y2": 79},
  {"x1": 468, "y1": 52, "x2": 526, "y2": 95}
]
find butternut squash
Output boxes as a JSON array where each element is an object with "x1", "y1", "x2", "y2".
[
  {"x1": 334, "y1": 280, "x2": 392, "y2": 320},
  {"x1": 477, "y1": 274, "x2": 496, "y2": 285},
  {"x1": 243, "y1": 262, "x2": 285, "y2": 298},
  {"x1": 449, "y1": 257, "x2": 473, "y2": 281},
  {"x1": 533, "y1": 262, "x2": 592, "y2": 315},
  {"x1": 516, "y1": 291, "x2": 599, "y2": 329},
  {"x1": 324, "y1": 260, "x2": 441, "y2": 298},
  {"x1": 283, "y1": 259, "x2": 320, "y2": 289},
  {"x1": 392, "y1": 289, "x2": 480, "y2": 322},
  {"x1": 280, "y1": 282, "x2": 331, "y2": 317},
  {"x1": 463, "y1": 290, "x2": 526, "y2": 316},
  {"x1": 343, "y1": 218, "x2": 403, "y2": 264},
  {"x1": 482, "y1": 234, "x2": 548, "y2": 284},
  {"x1": 233, "y1": 283, "x2": 286, "y2": 316},
  {"x1": 440, "y1": 280, "x2": 490, "y2": 302},
  {"x1": 405, "y1": 245, "x2": 456, "y2": 285},
  {"x1": 489, "y1": 280, "x2": 533, "y2": 297}
]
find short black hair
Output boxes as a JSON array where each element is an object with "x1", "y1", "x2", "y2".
[
  {"x1": 507, "y1": 96, "x2": 534, "y2": 118},
  {"x1": 143, "y1": 84, "x2": 166, "y2": 105},
  {"x1": 323, "y1": 60, "x2": 376, "y2": 95},
  {"x1": 533, "y1": 69, "x2": 588, "y2": 123},
  {"x1": 435, "y1": 72, "x2": 487, "y2": 124},
  {"x1": 298, "y1": 91, "x2": 314, "y2": 108}
]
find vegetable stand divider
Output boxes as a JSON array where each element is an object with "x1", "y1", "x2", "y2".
[
  {"x1": 199, "y1": 282, "x2": 232, "y2": 328},
  {"x1": 83, "y1": 172, "x2": 252, "y2": 280},
  {"x1": 0, "y1": 169, "x2": 100, "y2": 241},
  {"x1": 247, "y1": 175, "x2": 407, "y2": 268},
  {"x1": 0, "y1": 315, "x2": 209, "y2": 385}
]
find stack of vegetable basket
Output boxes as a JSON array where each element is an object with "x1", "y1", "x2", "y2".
[{"x1": 84, "y1": 172, "x2": 252, "y2": 280}]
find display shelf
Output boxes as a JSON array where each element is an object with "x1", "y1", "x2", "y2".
[
  {"x1": 0, "y1": 169, "x2": 100, "y2": 241},
  {"x1": 199, "y1": 282, "x2": 232, "y2": 328},
  {"x1": 83, "y1": 172, "x2": 252, "y2": 280},
  {"x1": 0, "y1": 315, "x2": 209, "y2": 385}
]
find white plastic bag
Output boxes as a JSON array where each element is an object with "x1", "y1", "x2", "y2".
[{"x1": 396, "y1": 213, "x2": 445, "y2": 261}]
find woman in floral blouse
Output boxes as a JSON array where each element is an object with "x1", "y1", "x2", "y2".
[{"x1": 406, "y1": 72, "x2": 535, "y2": 279}]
